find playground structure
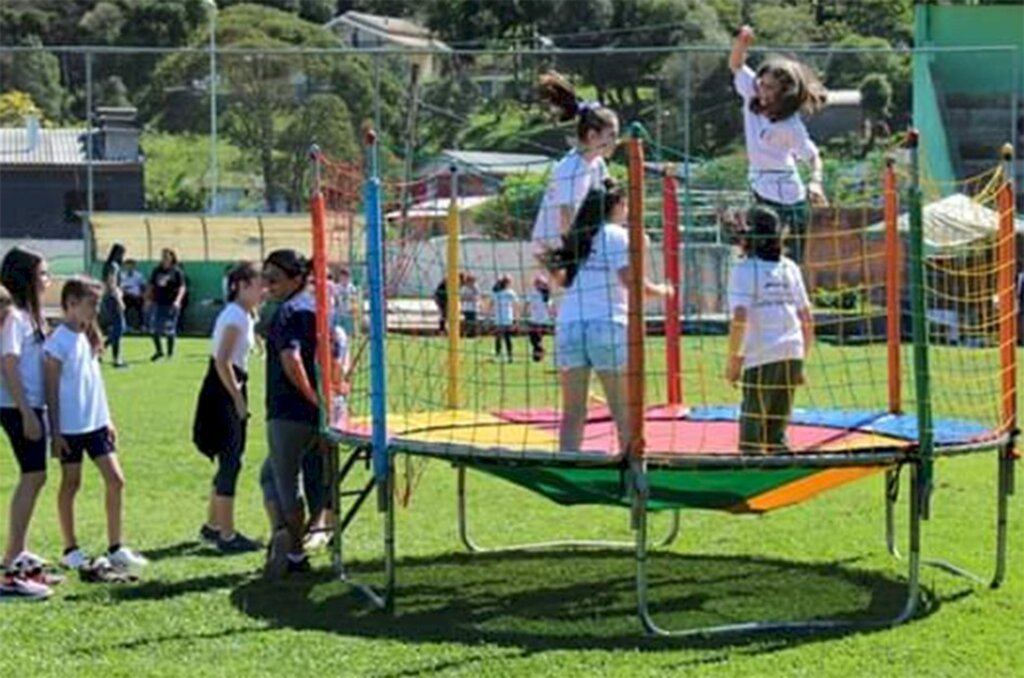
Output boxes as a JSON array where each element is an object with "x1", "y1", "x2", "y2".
[{"x1": 309, "y1": 124, "x2": 1018, "y2": 637}]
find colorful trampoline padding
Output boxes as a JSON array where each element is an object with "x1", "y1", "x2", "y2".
[{"x1": 334, "y1": 406, "x2": 998, "y2": 513}]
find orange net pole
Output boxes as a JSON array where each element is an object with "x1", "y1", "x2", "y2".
[
  {"x1": 626, "y1": 131, "x2": 646, "y2": 459},
  {"x1": 310, "y1": 185, "x2": 334, "y2": 423},
  {"x1": 884, "y1": 158, "x2": 901, "y2": 414},
  {"x1": 996, "y1": 147, "x2": 1016, "y2": 435}
]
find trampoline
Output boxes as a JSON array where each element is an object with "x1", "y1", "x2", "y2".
[{"x1": 309, "y1": 129, "x2": 1018, "y2": 637}]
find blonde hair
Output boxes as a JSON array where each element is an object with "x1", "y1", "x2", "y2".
[{"x1": 753, "y1": 56, "x2": 827, "y2": 121}]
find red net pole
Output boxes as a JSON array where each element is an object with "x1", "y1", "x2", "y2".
[
  {"x1": 626, "y1": 130, "x2": 646, "y2": 459},
  {"x1": 662, "y1": 166, "x2": 682, "y2": 407},
  {"x1": 310, "y1": 158, "x2": 334, "y2": 424},
  {"x1": 884, "y1": 157, "x2": 901, "y2": 414},
  {"x1": 997, "y1": 145, "x2": 1016, "y2": 437}
]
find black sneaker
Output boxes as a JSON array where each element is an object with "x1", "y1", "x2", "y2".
[
  {"x1": 199, "y1": 524, "x2": 219, "y2": 544},
  {"x1": 286, "y1": 555, "x2": 311, "y2": 574},
  {"x1": 216, "y1": 532, "x2": 262, "y2": 554},
  {"x1": 150, "y1": 352, "x2": 164, "y2": 362}
]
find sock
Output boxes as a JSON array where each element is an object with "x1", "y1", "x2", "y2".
[
  {"x1": 151, "y1": 336, "x2": 162, "y2": 355},
  {"x1": 220, "y1": 532, "x2": 236, "y2": 542},
  {"x1": 167, "y1": 337, "x2": 176, "y2": 357},
  {"x1": 107, "y1": 543, "x2": 121, "y2": 554},
  {"x1": 286, "y1": 552, "x2": 306, "y2": 564},
  {"x1": 63, "y1": 545, "x2": 79, "y2": 556}
]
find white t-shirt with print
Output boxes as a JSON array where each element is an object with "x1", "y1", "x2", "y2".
[
  {"x1": 531, "y1": 150, "x2": 607, "y2": 251},
  {"x1": 527, "y1": 290, "x2": 551, "y2": 325},
  {"x1": 557, "y1": 223, "x2": 630, "y2": 327},
  {"x1": 727, "y1": 256, "x2": 810, "y2": 369},
  {"x1": 492, "y1": 289, "x2": 519, "y2": 327},
  {"x1": 460, "y1": 283, "x2": 481, "y2": 313},
  {"x1": 734, "y1": 65, "x2": 818, "y2": 205},
  {"x1": 0, "y1": 307, "x2": 46, "y2": 409},
  {"x1": 210, "y1": 302, "x2": 255, "y2": 372},
  {"x1": 43, "y1": 325, "x2": 110, "y2": 434}
]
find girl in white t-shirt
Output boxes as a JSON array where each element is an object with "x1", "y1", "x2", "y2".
[
  {"x1": 192, "y1": 262, "x2": 263, "y2": 554},
  {"x1": 490, "y1": 276, "x2": 519, "y2": 363},
  {"x1": 553, "y1": 181, "x2": 671, "y2": 453},
  {"x1": 45, "y1": 278, "x2": 148, "y2": 574},
  {"x1": 0, "y1": 248, "x2": 57, "y2": 600},
  {"x1": 532, "y1": 71, "x2": 620, "y2": 268},
  {"x1": 725, "y1": 206, "x2": 815, "y2": 454},
  {"x1": 729, "y1": 25, "x2": 828, "y2": 265}
]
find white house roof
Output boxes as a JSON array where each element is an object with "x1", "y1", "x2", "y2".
[
  {"x1": 439, "y1": 150, "x2": 555, "y2": 176},
  {"x1": 326, "y1": 11, "x2": 451, "y2": 51},
  {"x1": 385, "y1": 195, "x2": 493, "y2": 221},
  {"x1": 0, "y1": 128, "x2": 137, "y2": 167}
]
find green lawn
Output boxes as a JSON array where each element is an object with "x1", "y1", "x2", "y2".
[{"x1": 0, "y1": 336, "x2": 1020, "y2": 677}]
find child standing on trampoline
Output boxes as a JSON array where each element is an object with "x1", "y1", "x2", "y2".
[
  {"x1": 532, "y1": 71, "x2": 619, "y2": 268},
  {"x1": 729, "y1": 25, "x2": 828, "y2": 265},
  {"x1": 726, "y1": 206, "x2": 814, "y2": 454},
  {"x1": 554, "y1": 181, "x2": 671, "y2": 453}
]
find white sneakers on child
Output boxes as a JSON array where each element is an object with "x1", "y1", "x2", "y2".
[
  {"x1": 107, "y1": 547, "x2": 149, "y2": 575},
  {"x1": 60, "y1": 548, "x2": 91, "y2": 571}
]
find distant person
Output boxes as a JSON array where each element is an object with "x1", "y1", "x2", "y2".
[
  {"x1": 330, "y1": 266, "x2": 359, "y2": 338},
  {"x1": 725, "y1": 206, "x2": 814, "y2": 454},
  {"x1": 0, "y1": 247, "x2": 56, "y2": 601},
  {"x1": 459, "y1": 273, "x2": 480, "y2": 338},
  {"x1": 490, "y1": 275, "x2": 518, "y2": 363},
  {"x1": 120, "y1": 259, "x2": 146, "y2": 332},
  {"x1": 147, "y1": 248, "x2": 186, "y2": 361},
  {"x1": 192, "y1": 262, "x2": 263, "y2": 554},
  {"x1": 729, "y1": 24, "x2": 828, "y2": 265},
  {"x1": 45, "y1": 278, "x2": 148, "y2": 575},
  {"x1": 100, "y1": 243, "x2": 128, "y2": 368},
  {"x1": 525, "y1": 275, "x2": 552, "y2": 362},
  {"x1": 433, "y1": 278, "x2": 448, "y2": 334}
]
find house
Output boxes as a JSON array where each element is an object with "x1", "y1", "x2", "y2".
[
  {"x1": 0, "y1": 107, "x2": 144, "y2": 239},
  {"x1": 806, "y1": 89, "x2": 864, "y2": 141},
  {"x1": 325, "y1": 11, "x2": 451, "y2": 82},
  {"x1": 416, "y1": 150, "x2": 556, "y2": 200}
]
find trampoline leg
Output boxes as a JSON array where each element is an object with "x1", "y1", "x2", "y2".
[
  {"x1": 633, "y1": 461, "x2": 924, "y2": 638},
  {"x1": 456, "y1": 464, "x2": 681, "y2": 553},
  {"x1": 330, "y1": 441, "x2": 343, "y2": 579},
  {"x1": 885, "y1": 468, "x2": 901, "y2": 559},
  {"x1": 992, "y1": 444, "x2": 1013, "y2": 589},
  {"x1": 383, "y1": 456, "x2": 396, "y2": 613}
]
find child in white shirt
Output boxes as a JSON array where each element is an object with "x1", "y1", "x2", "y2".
[
  {"x1": 45, "y1": 278, "x2": 148, "y2": 574},
  {"x1": 525, "y1": 276, "x2": 552, "y2": 362},
  {"x1": 491, "y1": 276, "x2": 519, "y2": 363}
]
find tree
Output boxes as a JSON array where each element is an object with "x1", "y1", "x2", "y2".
[
  {"x1": 298, "y1": 0, "x2": 336, "y2": 23},
  {"x1": 0, "y1": 91, "x2": 45, "y2": 126},
  {"x1": 824, "y1": 34, "x2": 898, "y2": 89},
  {"x1": 749, "y1": 2, "x2": 816, "y2": 47},
  {"x1": 0, "y1": 36, "x2": 66, "y2": 121},
  {"x1": 859, "y1": 72, "x2": 892, "y2": 157},
  {"x1": 277, "y1": 94, "x2": 358, "y2": 210},
  {"x1": 78, "y1": 2, "x2": 125, "y2": 44}
]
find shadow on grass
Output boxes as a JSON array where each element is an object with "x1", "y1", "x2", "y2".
[
  {"x1": 229, "y1": 550, "x2": 945, "y2": 657},
  {"x1": 66, "y1": 572, "x2": 252, "y2": 603}
]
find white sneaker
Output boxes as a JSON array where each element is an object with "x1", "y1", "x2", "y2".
[
  {"x1": 60, "y1": 548, "x2": 90, "y2": 571},
  {"x1": 0, "y1": 572, "x2": 51, "y2": 602},
  {"x1": 12, "y1": 551, "x2": 49, "y2": 571},
  {"x1": 107, "y1": 547, "x2": 149, "y2": 574}
]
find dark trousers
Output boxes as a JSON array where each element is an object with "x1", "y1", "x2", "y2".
[
  {"x1": 528, "y1": 323, "x2": 545, "y2": 361},
  {"x1": 739, "y1": 359, "x2": 803, "y2": 453},
  {"x1": 494, "y1": 327, "x2": 513, "y2": 357},
  {"x1": 754, "y1": 195, "x2": 810, "y2": 265}
]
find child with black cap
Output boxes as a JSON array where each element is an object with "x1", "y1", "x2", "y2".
[{"x1": 725, "y1": 205, "x2": 814, "y2": 454}]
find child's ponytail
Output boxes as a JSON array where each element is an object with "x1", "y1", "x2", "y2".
[{"x1": 538, "y1": 70, "x2": 619, "y2": 142}]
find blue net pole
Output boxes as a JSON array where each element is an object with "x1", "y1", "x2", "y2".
[{"x1": 364, "y1": 131, "x2": 389, "y2": 483}]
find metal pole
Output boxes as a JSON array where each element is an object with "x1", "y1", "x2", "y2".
[
  {"x1": 207, "y1": 1, "x2": 218, "y2": 214},
  {"x1": 86, "y1": 52, "x2": 94, "y2": 218}
]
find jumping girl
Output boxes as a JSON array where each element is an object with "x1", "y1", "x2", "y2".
[
  {"x1": 193, "y1": 262, "x2": 263, "y2": 554},
  {"x1": 729, "y1": 25, "x2": 828, "y2": 265},
  {"x1": 532, "y1": 71, "x2": 620, "y2": 268}
]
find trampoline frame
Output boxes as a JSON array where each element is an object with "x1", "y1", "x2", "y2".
[{"x1": 311, "y1": 131, "x2": 1019, "y2": 637}]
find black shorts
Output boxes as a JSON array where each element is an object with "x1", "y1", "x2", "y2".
[
  {"x1": 0, "y1": 407, "x2": 48, "y2": 474},
  {"x1": 60, "y1": 427, "x2": 115, "y2": 465}
]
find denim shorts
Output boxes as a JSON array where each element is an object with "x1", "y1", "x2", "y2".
[{"x1": 555, "y1": 320, "x2": 628, "y2": 372}]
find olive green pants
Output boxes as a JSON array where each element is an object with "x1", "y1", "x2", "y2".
[{"x1": 739, "y1": 359, "x2": 803, "y2": 453}]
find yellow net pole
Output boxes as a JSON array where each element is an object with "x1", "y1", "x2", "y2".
[{"x1": 446, "y1": 165, "x2": 461, "y2": 409}]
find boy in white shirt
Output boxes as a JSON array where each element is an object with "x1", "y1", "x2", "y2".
[
  {"x1": 725, "y1": 206, "x2": 814, "y2": 453},
  {"x1": 44, "y1": 278, "x2": 148, "y2": 574}
]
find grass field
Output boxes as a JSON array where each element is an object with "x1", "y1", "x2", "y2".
[{"x1": 0, "y1": 336, "x2": 1021, "y2": 677}]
